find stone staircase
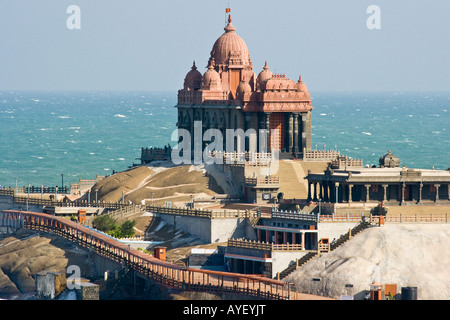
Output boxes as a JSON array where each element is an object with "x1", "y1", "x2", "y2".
[
  {"x1": 278, "y1": 251, "x2": 318, "y2": 279},
  {"x1": 329, "y1": 220, "x2": 371, "y2": 251},
  {"x1": 277, "y1": 219, "x2": 372, "y2": 280},
  {"x1": 277, "y1": 161, "x2": 309, "y2": 199}
]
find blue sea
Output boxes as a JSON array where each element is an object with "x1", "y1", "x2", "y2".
[{"x1": 0, "y1": 90, "x2": 449, "y2": 188}]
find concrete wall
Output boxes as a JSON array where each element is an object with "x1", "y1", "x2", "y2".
[
  {"x1": 0, "y1": 195, "x2": 14, "y2": 211},
  {"x1": 317, "y1": 222, "x2": 360, "y2": 241},
  {"x1": 156, "y1": 212, "x2": 255, "y2": 243},
  {"x1": 157, "y1": 213, "x2": 212, "y2": 243},
  {"x1": 211, "y1": 218, "x2": 256, "y2": 242},
  {"x1": 272, "y1": 251, "x2": 310, "y2": 278},
  {"x1": 0, "y1": 194, "x2": 45, "y2": 213}
]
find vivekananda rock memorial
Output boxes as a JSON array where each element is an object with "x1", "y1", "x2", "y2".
[
  {"x1": 176, "y1": 15, "x2": 312, "y2": 157},
  {"x1": 138, "y1": 13, "x2": 450, "y2": 208}
]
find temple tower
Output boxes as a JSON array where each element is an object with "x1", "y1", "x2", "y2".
[{"x1": 176, "y1": 15, "x2": 313, "y2": 158}]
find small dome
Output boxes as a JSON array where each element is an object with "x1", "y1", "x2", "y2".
[
  {"x1": 184, "y1": 61, "x2": 202, "y2": 90},
  {"x1": 256, "y1": 61, "x2": 273, "y2": 90},
  {"x1": 210, "y1": 15, "x2": 250, "y2": 66},
  {"x1": 201, "y1": 62, "x2": 222, "y2": 90},
  {"x1": 297, "y1": 75, "x2": 309, "y2": 94},
  {"x1": 263, "y1": 74, "x2": 297, "y2": 91},
  {"x1": 379, "y1": 150, "x2": 400, "y2": 168},
  {"x1": 237, "y1": 80, "x2": 252, "y2": 95}
]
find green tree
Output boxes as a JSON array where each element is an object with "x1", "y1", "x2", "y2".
[
  {"x1": 107, "y1": 224, "x2": 122, "y2": 238},
  {"x1": 120, "y1": 220, "x2": 137, "y2": 238},
  {"x1": 92, "y1": 214, "x2": 117, "y2": 233}
]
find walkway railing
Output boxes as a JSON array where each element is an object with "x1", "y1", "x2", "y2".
[
  {"x1": 245, "y1": 176, "x2": 280, "y2": 186},
  {"x1": 303, "y1": 149, "x2": 339, "y2": 161},
  {"x1": 207, "y1": 151, "x2": 273, "y2": 166},
  {"x1": 228, "y1": 238, "x2": 303, "y2": 251},
  {"x1": 2, "y1": 210, "x2": 299, "y2": 300},
  {"x1": 383, "y1": 213, "x2": 449, "y2": 224},
  {"x1": 1, "y1": 189, "x2": 258, "y2": 220},
  {"x1": 271, "y1": 210, "x2": 318, "y2": 222},
  {"x1": 319, "y1": 213, "x2": 366, "y2": 222}
]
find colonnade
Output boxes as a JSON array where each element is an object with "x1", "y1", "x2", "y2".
[{"x1": 307, "y1": 181, "x2": 447, "y2": 204}]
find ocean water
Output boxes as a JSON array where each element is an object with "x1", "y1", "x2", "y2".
[{"x1": 0, "y1": 90, "x2": 448, "y2": 188}]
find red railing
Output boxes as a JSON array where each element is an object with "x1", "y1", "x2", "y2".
[{"x1": 2, "y1": 210, "x2": 311, "y2": 300}]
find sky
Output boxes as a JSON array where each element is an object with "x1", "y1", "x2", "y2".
[{"x1": 1, "y1": 0, "x2": 450, "y2": 92}]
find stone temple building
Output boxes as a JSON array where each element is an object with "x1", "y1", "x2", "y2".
[
  {"x1": 176, "y1": 15, "x2": 312, "y2": 158},
  {"x1": 305, "y1": 150, "x2": 450, "y2": 208}
]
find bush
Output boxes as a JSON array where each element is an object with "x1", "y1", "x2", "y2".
[{"x1": 92, "y1": 215, "x2": 136, "y2": 238}]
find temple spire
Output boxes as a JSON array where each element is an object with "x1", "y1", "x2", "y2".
[{"x1": 224, "y1": 14, "x2": 236, "y2": 32}]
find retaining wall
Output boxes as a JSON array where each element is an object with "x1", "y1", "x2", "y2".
[
  {"x1": 317, "y1": 221, "x2": 360, "y2": 241},
  {"x1": 156, "y1": 212, "x2": 254, "y2": 243}
]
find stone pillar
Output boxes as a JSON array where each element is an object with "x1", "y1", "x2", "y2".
[
  {"x1": 382, "y1": 184, "x2": 388, "y2": 202},
  {"x1": 365, "y1": 184, "x2": 371, "y2": 203},
  {"x1": 293, "y1": 113, "x2": 299, "y2": 154},
  {"x1": 319, "y1": 182, "x2": 323, "y2": 201},
  {"x1": 313, "y1": 182, "x2": 318, "y2": 202},
  {"x1": 301, "y1": 232, "x2": 305, "y2": 250},
  {"x1": 325, "y1": 182, "x2": 330, "y2": 202},
  {"x1": 301, "y1": 114, "x2": 307, "y2": 154},
  {"x1": 401, "y1": 183, "x2": 406, "y2": 205},
  {"x1": 307, "y1": 182, "x2": 312, "y2": 202},
  {"x1": 288, "y1": 113, "x2": 294, "y2": 152},
  {"x1": 244, "y1": 114, "x2": 251, "y2": 152},
  {"x1": 418, "y1": 182, "x2": 423, "y2": 204},
  {"x1": 435, "y1": 184, "x2": 441, "y2": 202},
  {"x1": 335, "y1": 182, "x2": 339, "y2": 203},
  {"x1": 265, "y1": 113, "x2": 271, "y2": 151},
  {"x1": 258, "y1": 114, "x2": 265, "y2": 152},
  {"x1": 348, "y1": 184, "x2": 353, "y2": 203}
]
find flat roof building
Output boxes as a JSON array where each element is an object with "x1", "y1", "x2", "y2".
[{"x1": 305, "y1": 151, "x2": 450, "y2": 207}]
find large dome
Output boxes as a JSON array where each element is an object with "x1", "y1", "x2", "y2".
[{"x1": 210, "y1": 16, "x2": 250, "y2": 66}]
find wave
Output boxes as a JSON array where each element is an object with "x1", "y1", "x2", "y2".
[
  {"x1": 114, "y1": 114, "x2": 127, "y2": 118},
  {"x1": 362, "y1": 132, "x2": 372, "y2": 136}
]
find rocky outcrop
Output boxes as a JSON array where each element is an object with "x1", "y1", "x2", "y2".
[{"x1": 285, "y1": 224, "x2": 450, "y2": 300}]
